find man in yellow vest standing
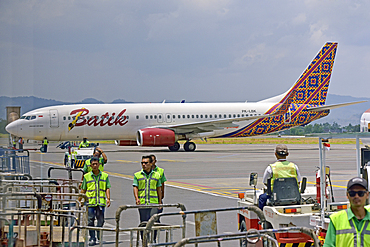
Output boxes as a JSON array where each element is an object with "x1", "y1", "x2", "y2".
[
  {"x1": 43, "y1": 137, "x2": 49, "y2": 153},
  {"x1": 323, "y1": 177, "x2": 370, "y2": 247},
  {"x1": 79, "y1": 137, "x2": 90, "y2": 149},
  {"x1": 258, "y1": 144, "x2": 301, "y2": 209},
  {"x1": 80, "y1": 157, "x2": 111, "y2": 246},
  {"x1": 133, "y1": 155, "x2": 162, "y2": 238}
]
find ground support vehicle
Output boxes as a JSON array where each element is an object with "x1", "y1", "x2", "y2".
[
  {"x1": 237, "y1": 138, "x2": 355, "y2": 246},
  {"x1": 57, "y1": 141, "x2": 97, "y2": 169}
]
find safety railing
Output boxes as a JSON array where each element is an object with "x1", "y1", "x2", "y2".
[
  {"x1": 0, "y1": 149, "x2": 30, "y2": 174},
  {"x1": 144, "y1": 206, "x2": 266, "y2": 247},
  {"x1": 0, "y1": 192, "x2": 88, "y2": 246},
  {"x1": 115, "y1": 204, "x2": 187, "y2": 247},
  {"x1": 161, "y1": 227, "x2": 319, "y2": 247}
]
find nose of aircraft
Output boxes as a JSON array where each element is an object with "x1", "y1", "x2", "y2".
[{"x1": 5, "y1": 121, "x2": 19, "y2": 136}]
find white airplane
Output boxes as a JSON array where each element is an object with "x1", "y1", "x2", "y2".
[
  {"x1": 6, "y1": 42, "x2": 365, "y2": 151},
  {"x1": 361, "y1": 108, "x2": 370, "y2": 133}
]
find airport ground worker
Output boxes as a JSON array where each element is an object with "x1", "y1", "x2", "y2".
[
  {"x1": 12, "y1": 138, "x2": 16, "y2": 148},
  {"x1": 133, "y1": 155, "x2": 162, "y2": 238},
  {"x1": 80, "y1": 157, "x2": 111, "y2": 246},
  {"x1": 258, "y1": 144, "x2": 301, "y2": 209},
  {"x1": 43, "y1": 137, "x2": 49, "y2": 152},
  {"x1": 79, "y1": 137, "x2": 90, "y2": 149},
  {"x1": 18, "y1": 137, "x2": 23, "y2": 150},
  {"x1": 323, "y1": 177, "x2": 370, "y2": 247}
]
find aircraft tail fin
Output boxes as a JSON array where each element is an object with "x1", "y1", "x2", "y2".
[{"x1": 280, "y1": 42, "x2": 338, "y2": 106}]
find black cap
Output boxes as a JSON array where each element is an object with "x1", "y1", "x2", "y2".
[
  {"x1": 347, "y1": 177, "x2": 368, "y2": 191},
  {"x1": 91, "y1": 157, "x2": 99, "y2": 162}
]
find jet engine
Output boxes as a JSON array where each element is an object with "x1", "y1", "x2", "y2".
[{"x1": 136, "y1": 128, "x2": 176, "y2": 146}]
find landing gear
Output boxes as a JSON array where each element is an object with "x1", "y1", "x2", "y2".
[
  {"x1": 168, "y1": 142, "x2": 180, "y2": 152},
  {"x1": 184, "y1": 141, "x2": 196, "y2": 152}
]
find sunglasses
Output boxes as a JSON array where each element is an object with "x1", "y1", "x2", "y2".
[
  {"x1": 141, "y1": 162, "x2": 149, "y2": 164},
  {"x1": 348, "y1": 191, "x2": 367, "y2": 197}
]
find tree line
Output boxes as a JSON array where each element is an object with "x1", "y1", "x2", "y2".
[{"x1": 279, "y1": 122, "x2": 360, "y2": 136}]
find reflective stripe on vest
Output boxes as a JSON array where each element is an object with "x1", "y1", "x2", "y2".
[
  {"x1": 269, "y1": 161, "x2": 297, "y2": 190},
  {"x1": 84, "y1": 172, "x2": 108, "y2": 207},
  {"x1": 85, "y1": 158, "x2": 104, "y2": 172},
  {"x1": 330, "y1": 209, "x2": 370, "y2": 247},
  {"x1": 134, "y1": 170, "x2": 161, "y2": 205}
]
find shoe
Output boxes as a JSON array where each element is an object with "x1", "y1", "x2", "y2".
[
  {"x1": 96, "y1": 239, "x2": 100, "y2": 245},
  {"x1": 89, "y1": 239, "x2": 96, "y2": 246}
]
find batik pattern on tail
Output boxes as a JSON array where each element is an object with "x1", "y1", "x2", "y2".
[{"x1": 224, "y1": 42, "x2": 337, "y2": 138}]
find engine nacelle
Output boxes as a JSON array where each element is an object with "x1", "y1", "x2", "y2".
[
  {"x1": 137, "y1": 128, "x2": 176, "y2": 147},
  {"x1": 115, "y1": 140, "x2": 138, "y2": 146}
]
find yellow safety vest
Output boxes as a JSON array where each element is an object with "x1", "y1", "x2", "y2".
[
  {"x1": 85, "y1": 158, "x2": 105, "y2": 172},
  {"x1": 84, "y1": 172, "x2": 108, "y2": 207},
  {"x1": 43, "y1": 139, "x2": 48, "y2": 145},
  {"x1": 269, "y1": 161, "x2": 297, "y2": 190},
  {"x1": 154, "y1": 166, "x2": 164, "y2": 178},
  {"x1": 330, "y1": 209, "x2": 370, "y2": 247},
  {"x1": 79, "y1": 141, "x2": 90, "y2": 148},
  {"x1": 134, "y1": 170, "x2": 161, "y2": 205}
]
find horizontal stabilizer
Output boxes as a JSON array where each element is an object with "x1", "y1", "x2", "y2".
[{"x1": 307, "y1": 101, "x2": 367, "y2": 112}]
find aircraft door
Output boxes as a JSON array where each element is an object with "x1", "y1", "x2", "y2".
[
  {"x1": 284, "y1": 109, "x2": 291, "y2": 124},
  {"x1": 50, "y1": 109, "x2": 59, "y2": 128},
  {"x1": 157, "y1": 114, "x2": 163, "y2": 123},
  {"x1": 165, "y1": 113, "x2": 172, "y2": 123}
]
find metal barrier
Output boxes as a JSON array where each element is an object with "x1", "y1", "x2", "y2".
[
  {"x1": 47, "y1": 167, "x2": 84, "y2": 180},
  {"x1": 167, "y1": 227, "x2": 319, "y2": 247},
  {"x1": 115, "y1": 204, "x2": 187, "y2": 247},
  {"x1": 144, "y1": 206, "x2": 266, "y2": 247},
  {"x1": 0, "y1": 149, "x2": 30, "y2": 174},
  {"x1": 0, "y1": 192, "x2": 88, "y2": 246},
  {"x1": 0, "y1": 172, "x2": 32, "y2": 181}
]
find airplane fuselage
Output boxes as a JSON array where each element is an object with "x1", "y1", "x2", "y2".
[{"x1": 6, "y1": 102, "x2": 328, "y2": 142}]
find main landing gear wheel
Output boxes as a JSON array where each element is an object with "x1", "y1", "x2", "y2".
[
  {"x1": 168, "y1": 142, "x2": 180, "y2": 152},
  {"x1": 184, "y1": 141, "x2": 196, "y2": 152}
]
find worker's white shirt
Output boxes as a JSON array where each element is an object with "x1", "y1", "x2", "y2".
[{"x1": 262, "y1": 159, "x2": 301, "y2": 184}]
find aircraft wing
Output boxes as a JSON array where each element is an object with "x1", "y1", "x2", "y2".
[
  {"x1": 306, "y1": 101, "x2": 367, "y2": 112},
  {"x1": 150, "y1": 112, "x2": 280, "y2": 134}
]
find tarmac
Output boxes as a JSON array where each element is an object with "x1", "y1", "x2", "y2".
[{"x1": 1, "y1": 138, "x2": 360, "y2": 246}]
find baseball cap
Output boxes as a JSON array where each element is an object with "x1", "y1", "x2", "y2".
[
  {"x1": 347, "y1": 177, "x2": 368, "y2": 191},
  {"x1": 275, "y1": 144, "x2": 288, "y2": 156}
]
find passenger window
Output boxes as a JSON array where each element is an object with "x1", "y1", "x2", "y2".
[
  {"x1": 233, "y1": 114, "x2": 236, "y2": 118},
  {"x1": 127, "y1": 116, "x2": 129, "y2": 119},
  {"x1": 224, "y1": 114, "x2": 226, "y2": 118},
  {"x1": 146, "y1": 115, "x2": 148, "y2": 119},
  {"x1": 229, "y1": 114, "x2": 232, "y2": 118},
  {"x1": 136, "y1": 115, "x2": 139, "y2": 119},
  {"x1": 63, "y1": 116, "x2": 66, "y2": 120},
  {"x1": 182, "y1": 115, "x2": 185, "y2": 118},
  {"x1": 220, "y1": 114, "x2": 222, "y2": 118},
  {"x1": 200, "y1": 115, "x2": 203, "y2": 118},
  {"x1": 68, "y1": 116, "x2": 71, "y2": 120},
  {"x1": 242, "y1": 114, "x2": 244, "y2": 117},
  {"x1": 237, "y1": 114, "x2": 240, "y2": 117},
  {"x1": 173, "y1": 115, "x2": 176, "y2": 119},
  {"x1": 150, "y1": 115, "x2": 153, "y2": 119},
  {"x1": 158, "y1": 115, "x2": 161, "y2": 119},
  {"x1": 196, "y1": 115, "x2": 199, "y2": 118},
  {"x1": 205, "y1": 115, "x2": 207, "y2": 118},
  {"x1": 167, "y1": 115, "x2": 170, "y2": 119},
  {"x1": 187, "y1": 115, "x2": 190, "y2": 118}
]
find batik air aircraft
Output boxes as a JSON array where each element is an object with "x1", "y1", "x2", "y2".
[{"x1": 6, "y1": 42, "x2": 364, "y2": 151}]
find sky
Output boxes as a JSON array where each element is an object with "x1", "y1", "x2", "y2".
[{"x1": 1, "y1": 0, "x2": 370, "y2": 103}]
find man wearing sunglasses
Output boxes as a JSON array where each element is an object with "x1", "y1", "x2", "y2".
[
  {"x1": 133, "y1": 155, "x2": 162, "y2": 238},
  {"x1": 324, "y1": 177, "x2": 370, "y2": 247}
]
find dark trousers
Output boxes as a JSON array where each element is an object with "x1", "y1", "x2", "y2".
[
  {"x1": 43, "y1": 144, "x2": 48, "y2": 152},
  {"x1": 258, "y1": 193, "x2": 270, "y2": 210},
  {"x1": 138, "y1": 208, "x2": 159, "y2": 240},
  {"x1": 88, "y1": 206, "x2": 105, "y2": 241}
]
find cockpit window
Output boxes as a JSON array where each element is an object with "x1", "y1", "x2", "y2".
[
  {"x1": 25, "y1": 116, "x2": 31, "y2": 120},
  {"x1": 20, "y1": 116, "x2": 26, "y2": 119},
  {"x1": 31, "y1": 116, "x2": 36, "y2": 120}
]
